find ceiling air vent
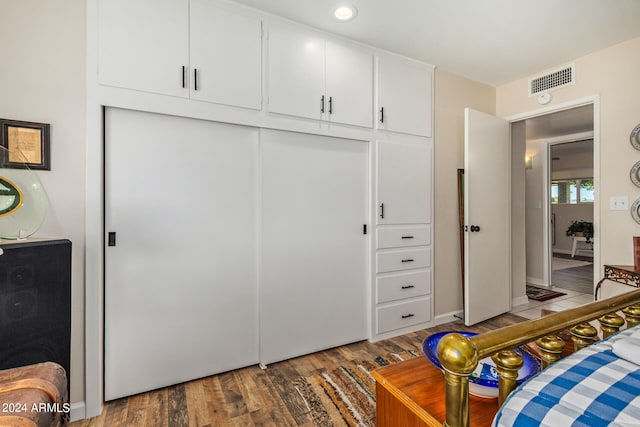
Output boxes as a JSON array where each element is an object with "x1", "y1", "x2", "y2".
[{"x1": 528, "y1": 64, "x2": 575, "y2": 96}]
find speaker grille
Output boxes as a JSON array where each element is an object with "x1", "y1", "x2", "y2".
[{"x1": 529, "y1": 65, "x2": 574, "y2": 95}]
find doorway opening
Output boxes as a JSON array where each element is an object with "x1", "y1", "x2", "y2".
[
  {"x1": 549, "y1": 139, "x2": 594, "y2": 294},
  {"x1": 515, "y1": 102, "x2": 596, "y2": 299}
]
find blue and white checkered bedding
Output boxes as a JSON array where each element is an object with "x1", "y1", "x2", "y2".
[{"x1": 493, "y1": 327, "x2": 640, "y2": 427}]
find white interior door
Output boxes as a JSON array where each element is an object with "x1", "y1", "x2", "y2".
[
  {"x1": 260, "y1": 129, "x2": 368, "y2": 364},
  {"x1": 104, "y1": 109, "x2": 259, "y2": 400},
  {"x1": 464, "y1": 108, "x2": 511, "y2": 326}
]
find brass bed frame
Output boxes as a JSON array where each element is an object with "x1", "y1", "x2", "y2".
[{"x1": 437, "y1": 287, "x2": 640, "y2": 427}]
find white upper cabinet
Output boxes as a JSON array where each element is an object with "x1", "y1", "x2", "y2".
[
  {"x1": 266, "y1": 24, "x2": 326, "y2": 121},
  {"x1": 189, "y1": 0, "x2": 262, "y2": 109},
  {"x1": 325, "y1": 40, "x2": 373, "y2": 128},
  {"x1": 267, "y1": 23, "x2": 373, "y2": 128},
  {"x1": 377, "y1": 54, "x2": 433, "y2": 137},
  {"x1": 99, "y1": 0, "x2": 189, "y2": 98},
  {"x1": 376, "y1": 141, "x2": 432, "y2": 224},
  {"x1": 98, "y1": 0, "x2": 262, "y2": 110}
]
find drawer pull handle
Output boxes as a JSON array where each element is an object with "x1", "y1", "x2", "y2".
[
  {"x1": 401, "y1": 236, "x2": 414, "y2": 239},
  {"x1": 401, "y1": 259, "x2": 414, "y2": 263},
  {"x1": 379, "y1": 203, "x2": 385, "y2": 219},
  {"x1": 401, "y1": 313, "x2": 415, "y2": 319},
  {"x1": 401, "y1": 285, "x2": 415, "y2": 289}
]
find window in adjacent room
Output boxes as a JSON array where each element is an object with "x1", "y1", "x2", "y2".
[{"x1": 551, "y1": 179, "x2": 593, "y2": 204}]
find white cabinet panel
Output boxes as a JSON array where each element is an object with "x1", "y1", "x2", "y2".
[
  {"x1": 377, "y1": 54, "x2": 433, "y2": 137},
  {"x1": 325, "y1": 40, "x2": 373, "y2": 128},
  {"x1": 190, "y1": 0, "x2": 262, "y2": 109},
  {"x1": 376, "y1": 270, "x2": 430, "y2": 304},
  {"x1": 99, "y1": 0, "x2": 189, "y2": 97},
  {"x1": 260, "y1": 129, "x2": 368, "y2": 364},
  {"x1": 377, "y1": 225, "x2": 430, "y2": 249},
  {"x1": 99, "y1": 0, "x2": 262, "y2": 109},
  {"x1": 267, "y1": 24, "x2": 373, "y2": 127},
  {"x1": 376, "y1": 141, "x2": 432, "y2": 224},
  {"x1": 376, "y1": 298, "x2": 431, "y2": 334},
  {"x1": 376, "y1": 248, "x2": 430, "y2": 273},
  {"x1": 267, "y1": 24, "x2": 325, "y2": 120},
  {"x1": 104, "y1": 109, "x2": 259, "y2": 400}
]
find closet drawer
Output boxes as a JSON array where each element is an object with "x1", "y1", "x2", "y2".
[
  {"x1": 376, "y1": 270, "x2": 430, "y2": 304},
  {"x1": 376, "y1": 298, "x2": 431, "y2": 334},
  {"x1": 376, "y1": 248, "x2": 430, "y2": 273},
  {"x1": 376, "y1": 225, "x2": 430, "y2": 249}
]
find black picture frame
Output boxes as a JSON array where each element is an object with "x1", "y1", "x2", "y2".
[{"x1": 0, "y1": 119, "x2": 50, "y2": 170}]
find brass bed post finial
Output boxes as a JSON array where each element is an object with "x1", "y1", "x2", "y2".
[
  {"x1": 623, "y1": 304, "x2": 640, "y2": 328},
  {"x1": 438, "y1": 333, "x2": 478, "y2": 427},
  {"x1": 599, "y1": 313, "x2": 625, "y2": 338},
  {"x1": 492, "y1": 349, "x2": 524, "y2": 406},
  {"x1": 535, "y1": 335, "x2": 565, "y2": 369},
  {"x1": 570, "y1": 323, "x2": 598, "y2": 351}
]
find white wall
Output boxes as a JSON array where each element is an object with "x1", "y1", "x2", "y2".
[
  {"x1": 498, "y1": 36, "x2": 640, "y2": 278},
  {"x1": 553, "y1": 203, "x2": 594, "y2": 253},
  {"x1": 0, "y1": 0, "x2": 86, "y2": 407},
  {"x1": 433, "y1": 70, "x2": 496, "y2": 316}
]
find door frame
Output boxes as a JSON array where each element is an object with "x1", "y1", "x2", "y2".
[
  {"x1": 543, "y1": 132, "x2": 594, "y2": 285},
  {"x1": 504, "y1": 95, "x2": 600, "y2": 293}
]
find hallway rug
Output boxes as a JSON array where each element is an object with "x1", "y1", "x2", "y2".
[
  {"x1": 293, "y1": 350, "x2": 419, "y2": 427},
  {"x1": 526, "y1": 285, "x2": 566, "y2": 302}
]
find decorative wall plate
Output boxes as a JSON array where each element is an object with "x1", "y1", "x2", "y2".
[
  {"x1": 631, "y1": 161, "x2": 640, "y2": 188},
  {"x1": 631, "y1": 123, "x2": 640, "y2": 151},
  {"x1": 632, "y1": 197, "x2": 640, "y2": 225}
]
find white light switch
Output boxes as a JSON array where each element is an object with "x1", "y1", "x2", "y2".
[{"x1": 610, "y1": 196, "x2": 629, "y2": 210}]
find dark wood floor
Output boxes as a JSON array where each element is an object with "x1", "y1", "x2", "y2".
[
  {"x1": 71, "y1": 313, "x2": 525, "y2": 427},
  {"x1": 551, "y1": 254, "x2": 594, "y2": 294}
]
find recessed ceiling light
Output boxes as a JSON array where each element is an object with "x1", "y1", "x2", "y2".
[{"x1": 334, "y1": 5, "x2": 358, "y2": 22}]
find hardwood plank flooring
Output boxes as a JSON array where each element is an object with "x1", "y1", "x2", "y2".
[
  {"x1": 71, "y1": 313, "x2": 525, "y2": 427},
  {"x1": 552, "y1": 264, "x2": 593, "y2": 294}
]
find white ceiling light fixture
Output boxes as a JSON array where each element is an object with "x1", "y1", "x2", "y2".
[{"x1": 333, "y1": 4, "x2": 358, "y2": 22}]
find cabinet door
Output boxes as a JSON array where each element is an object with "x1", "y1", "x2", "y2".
[
  {"x1": 190, "y1": 0, "x2": 262, "y2": 110},
  {"x1": 377, "y1": 141, "x2": 432, "y2": 224},
  {"x1": 260, "y1": 130, "x2": 368, "y2": 364},
  {"x1": 104, "y1": 109, "x2": 259, "y2": 400},
  {"x1": 98, "y1": 0, "x2": 189, "y2": 97},
  {"x1": 377, "y1": 55, "x2": 432, "y2": 137},
  {"x1": 325, "y1": 40, "x2": 373, "y2": 128},
  {"x1": 267, "y1": 24, "x2": 325, "y2": 120}
]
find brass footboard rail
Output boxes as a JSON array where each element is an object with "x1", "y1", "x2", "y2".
[{"x1": 437, "y1": 287, "x2": 640, "y2": 427}]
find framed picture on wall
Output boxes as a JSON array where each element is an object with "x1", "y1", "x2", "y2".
[{"x1": 0, "y1": 118, "x2": 51, "y2": 170}]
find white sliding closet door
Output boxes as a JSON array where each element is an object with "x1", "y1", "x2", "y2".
[
  {"x1": 105, "y1": 108, "x2": 258, "y2": 400},
  {"x1": 260, "y1": 129, "x2": 368, "y2": 364}
]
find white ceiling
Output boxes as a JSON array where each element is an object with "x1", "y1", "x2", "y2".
[
  {"x1": 525, "y1": 104, "x2": 593, "y2": 141},
  {"x1": 232, "y1": 0, "x2": 640, "y2": 86}
]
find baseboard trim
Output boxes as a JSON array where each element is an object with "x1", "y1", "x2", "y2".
[
  {"x1": 70, "y1": 401, "x2": 86, "y2": 422},
  {"x1": 434, "y1": 310, "x2": 464, "y2": 325},
  {"x1": 526, "y1": 277, "x2": 548, "y2": 287},
  {"x1": 512, "y1": 295, "x2": 529, "y2": 307}
]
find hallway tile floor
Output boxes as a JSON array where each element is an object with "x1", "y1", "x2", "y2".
[{"x1": 510, "y1": 286, "x2": 593, "y2": 319}]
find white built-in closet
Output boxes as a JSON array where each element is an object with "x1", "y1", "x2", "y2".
[{"x1": 98, "y1": 0, "x2": 433, "y2": 400}]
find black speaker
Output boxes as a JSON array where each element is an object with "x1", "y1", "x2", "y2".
[{"x1": 0, "y1": 239, "x2": 71, "y2": 394}]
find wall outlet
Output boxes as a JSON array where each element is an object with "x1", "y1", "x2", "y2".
[{"x1": 610, "y1": 196, "x2": 629, "y2": 210}]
